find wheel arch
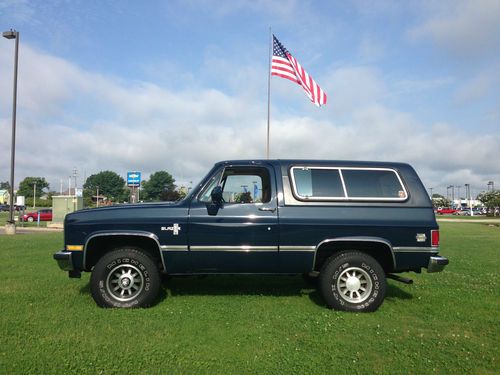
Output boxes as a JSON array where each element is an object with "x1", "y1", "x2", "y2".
[
  {"x1": 83, "y1": 231, "x2": 165, "y2": 272},
  {"x1": 314, "y1": 237, "x2": 396, "y2": 273}
]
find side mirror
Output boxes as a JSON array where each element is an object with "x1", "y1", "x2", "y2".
[
  {"x1": 207, "y1": 186, "x2": 224, "y2": 216},
  {"x1": 211, "y1": 186, "x2": 224, "y2": 205}
]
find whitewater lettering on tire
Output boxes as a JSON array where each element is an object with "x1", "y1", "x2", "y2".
[
  {"x1": 319, "y1": 251, "x2": 387, "y2": 312},
  {"x1": 90, "y1": 248, "x2": 160, "y2": 308}
]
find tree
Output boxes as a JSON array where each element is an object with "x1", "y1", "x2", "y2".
[
  {"x1": 477, "y1": 190, "x2": 500, "y2": 209},
  {"x1": 159, "y1": 190, "x2": 182, "y2": 202},
  {"x1": 141, "y1": 171, "x2": 176, "y2": 201},
  {"x1": 0, "y1": 181, "x2": 10, "y2": 190},
  {"x1": 84, "y1": 171, "x2": 127, "y2": 203},
  {"x1": 17, "y1": 177, "x2": 49, "y2": 198},
  {"x1": 431, "y1": 194, "x2": 451, "y2": 208}
]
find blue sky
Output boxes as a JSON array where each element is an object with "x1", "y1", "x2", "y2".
[{"x1": 0, "y1": 0, "x2": 499, "y2": 197}]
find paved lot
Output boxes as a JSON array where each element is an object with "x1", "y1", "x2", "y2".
[
  {"x1": 437, "y1": 218, "x2": 500, "y2": 223},
  {"x1": 0, "y1": 226, "x2": 63, "y2": 235}
]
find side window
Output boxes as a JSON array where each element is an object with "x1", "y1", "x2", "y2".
[
  {"x1": 292, "y1": 168, "x2": 345, "y2": 198},
  {"x1": 290, "y1": 166, "x2": 407, "y2": 201},
  {"x1": 221, "y1": 167, "x2": 271, "y2": 203},
  {"x1": 342, "y1": 169, "x2": 406, "y2": 199},
  {"x1": 198, "y1": 169, "x2": 223, "y2": 203}
]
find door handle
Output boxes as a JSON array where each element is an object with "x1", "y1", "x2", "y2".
[{"x1": 258, "y1": 207, "x2": 276, "y2": 213}]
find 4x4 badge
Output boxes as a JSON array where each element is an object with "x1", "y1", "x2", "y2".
[{"x1": 161, "y1": 224, "x2": 181, "y2": 235}]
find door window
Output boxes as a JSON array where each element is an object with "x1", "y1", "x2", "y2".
[
  {"x1": 221, "y1": 167, "x2": 271, "y2": 203},
  {"x1": 199, "y1": 167, "x2": 271, "y2": 204}
]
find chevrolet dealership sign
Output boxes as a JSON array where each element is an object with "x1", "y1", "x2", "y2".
[{"x1": 127, "y1": 172, "x2": 141, "y2": 187}]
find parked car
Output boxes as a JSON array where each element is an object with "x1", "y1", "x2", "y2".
[
  {"x1": 462, "y1": 209, "x2": 483, "y2": 216},
  {"x1": 1, "y1": 204, "x2": 26, "y2": 212},
  {"x1": 23, "y1": 209, "x2": 53, "y2": 222},
  {"x1": 54, "y1": 159, "x2": 448, "y2": 312},
  {"x1": 436, "y1": 207, "x2": 457, "y2": 215},
  {"x1": 453, "y1": 209, "x2": 468, "y2": 216}
]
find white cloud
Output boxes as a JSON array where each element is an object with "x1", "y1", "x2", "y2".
[
  {"x1": 322, "y1": 66, "x2": 386, "y2": 114},
  {"x1": 408, "y1": 0, "x2": 500, "y2": 59},
  {"x1": 0, "y1": 43, "x2": 499, "y2": 198},
  {"x1": 454, "y1": 68, "x2": 500, "y2": 104}
]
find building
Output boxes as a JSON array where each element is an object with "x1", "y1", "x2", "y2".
[{"x1": 0, "y1": 189, "x2": 9, "y2": 204}]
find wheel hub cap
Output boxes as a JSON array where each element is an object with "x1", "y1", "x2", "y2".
[
  {"x1": 346, "y1": 276, "x2": 361, "y2": 292},
  {"x1": 337, "y1": 267, "x2": 373, "y2": 304},
  {"x1": 106, "y1": 264, "x2": 145, "y2": 302}
]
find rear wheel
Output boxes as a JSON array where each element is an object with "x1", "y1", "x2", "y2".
[
  {"x1": 90, "y1": 248, "x2": 160, "y2": 308},
  {"x1": 27, "y1": 216, "x2": 34, "y2": 222},
  {"x1": 319, "y1": 251, "x2": 386, "y2": 312}
]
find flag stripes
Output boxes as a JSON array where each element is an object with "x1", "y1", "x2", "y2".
[{"x1": 271, "y1": 35, "x2": 327, "y2": 107}]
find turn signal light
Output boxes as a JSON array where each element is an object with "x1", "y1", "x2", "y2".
[
  {"x1": 431, "y1": 230, "x2": 439, "y2": 247},
  {"x1": 66, "y1": 245, "x2": 83, "y2": 251}
]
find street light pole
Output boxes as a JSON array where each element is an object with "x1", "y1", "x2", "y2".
[
  {"x1": 33, "y1": 182, "x2": 36, "y2": 209},
  {"x1": 3, "y1": 29, "x2": 19, "y2": 234}
]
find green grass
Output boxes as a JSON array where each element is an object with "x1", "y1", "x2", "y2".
[{"x1": 0, "y1": 223, "x2": 499, "y2": 374}]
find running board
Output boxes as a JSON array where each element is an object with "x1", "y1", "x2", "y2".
[{"x1": 386, "y1": 274, "x2": 413, "y2": 284}]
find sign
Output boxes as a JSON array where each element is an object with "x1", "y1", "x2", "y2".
[{"x1": 127, "y1": 172, "x2": 141, "y2": 187}]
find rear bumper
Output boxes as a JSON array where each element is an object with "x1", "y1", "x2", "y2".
[
  {"x1": 427, "y1": 256, "x2": 449, "y2": 273},
  {"x1": 53, "y1": 251, "x2": 74, "y2": 271}
]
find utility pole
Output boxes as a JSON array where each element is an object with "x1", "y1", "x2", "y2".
[
  {"x1": 3, "y1": 29, "x2": 20, "y2": 235},
  {"x1": 33, "y1": 182, "x2": 36, "y2": 208},
  {"x1": 72, "y1": 167, "x2": 78, "y2": 193}
]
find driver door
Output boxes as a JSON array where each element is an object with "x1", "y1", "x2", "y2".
[{"x1": 188, "y1": 164, "x2": 279, "y2": 273}]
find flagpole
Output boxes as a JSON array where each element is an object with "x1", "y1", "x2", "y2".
[{"x1": 266, "y1": 27, "x2": 272, "y2": 159}]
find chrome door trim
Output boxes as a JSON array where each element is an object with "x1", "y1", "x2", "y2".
[{"x1": 190, "y1": 245, "x2": 278, "y2": 252}]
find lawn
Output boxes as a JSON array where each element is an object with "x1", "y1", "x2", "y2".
[{"x1": 0, "y1": 223, "x2": 498, "y2": 374}]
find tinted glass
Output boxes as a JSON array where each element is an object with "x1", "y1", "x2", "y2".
[
  {"x1": 293, "y1": 168, "x2": 344, "y2": 198},
  {"x1": 221, "y1": 167, "x2": 271, "y2": 203},
  {"x1": 223, "y1": 174, "x2": 263, "y2": 203},
  {"x1": 342, "y1": 169, "x2": 405, "y2": 198}
]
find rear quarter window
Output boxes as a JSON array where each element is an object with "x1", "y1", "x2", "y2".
[{"x1": 290, "y1": 166, "x2": 407, "y2": 201}]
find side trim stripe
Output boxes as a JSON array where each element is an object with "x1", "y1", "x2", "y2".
[
  {"x1": 393, "y1": 247, "x2": 439, "y2": 253},
  {"x1": 190, "y1": 246, "x2": 278, "y2": 252},
  {"x1": 161, "y1": 245, "x2": 188, "y2": 251},
  {"x1": 280, "y1": 246, "x2": 316, "y2": 252}
]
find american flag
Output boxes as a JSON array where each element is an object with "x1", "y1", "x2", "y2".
[{"x1": 271, "y1": 35, "x2": 327, "y2": 107}]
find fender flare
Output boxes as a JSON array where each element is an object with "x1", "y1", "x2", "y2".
[
  {"x1": 83, "y1": 231, "x2": 166, "y2": 271},
  {"x1": 314, "y1": 236, "x2": 396, "y2": 270}
]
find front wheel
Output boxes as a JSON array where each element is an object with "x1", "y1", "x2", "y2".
[
  {"x1": 90, "y1": 248, "x2": 161, "y2": 308},
  {"x1": 319, "y1": 251, "x2": 386, "y2": 312}
]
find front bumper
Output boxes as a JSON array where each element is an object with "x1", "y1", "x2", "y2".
[
  {"x1": 54, "y1": 251, "x2": 74, "y2": 271},
  {"x1": 427, "y1": 255, "x2": 449, "y2": 273},
  {"x1": 54, "y1": 251, "x2": 81, "y2": 278}
]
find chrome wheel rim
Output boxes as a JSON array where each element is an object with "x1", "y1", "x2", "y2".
[
  {"x1": 337, "y1": 267, "x2": 373, "y2": 303},
  {"x1": 106, "y1": 264, "x2": 144, "y2": 302}
]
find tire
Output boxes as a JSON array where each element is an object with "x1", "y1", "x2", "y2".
[
  {"x1": 27, "y1": 216, "x2": 34, "y2": 222},
  {"x1": 90, "y1": 248, "x2": 161, "y2": 308},
  {"x1": 319, "y1": 251, "x2": 386, "y2": 312}
]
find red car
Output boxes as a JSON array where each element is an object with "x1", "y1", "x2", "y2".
[
  {"x1": 23, "y1": 209, "x2": 53, "y2": 222},
  {"x1": 435, "y1": 207, "x2": 457, "y2": 215}
]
